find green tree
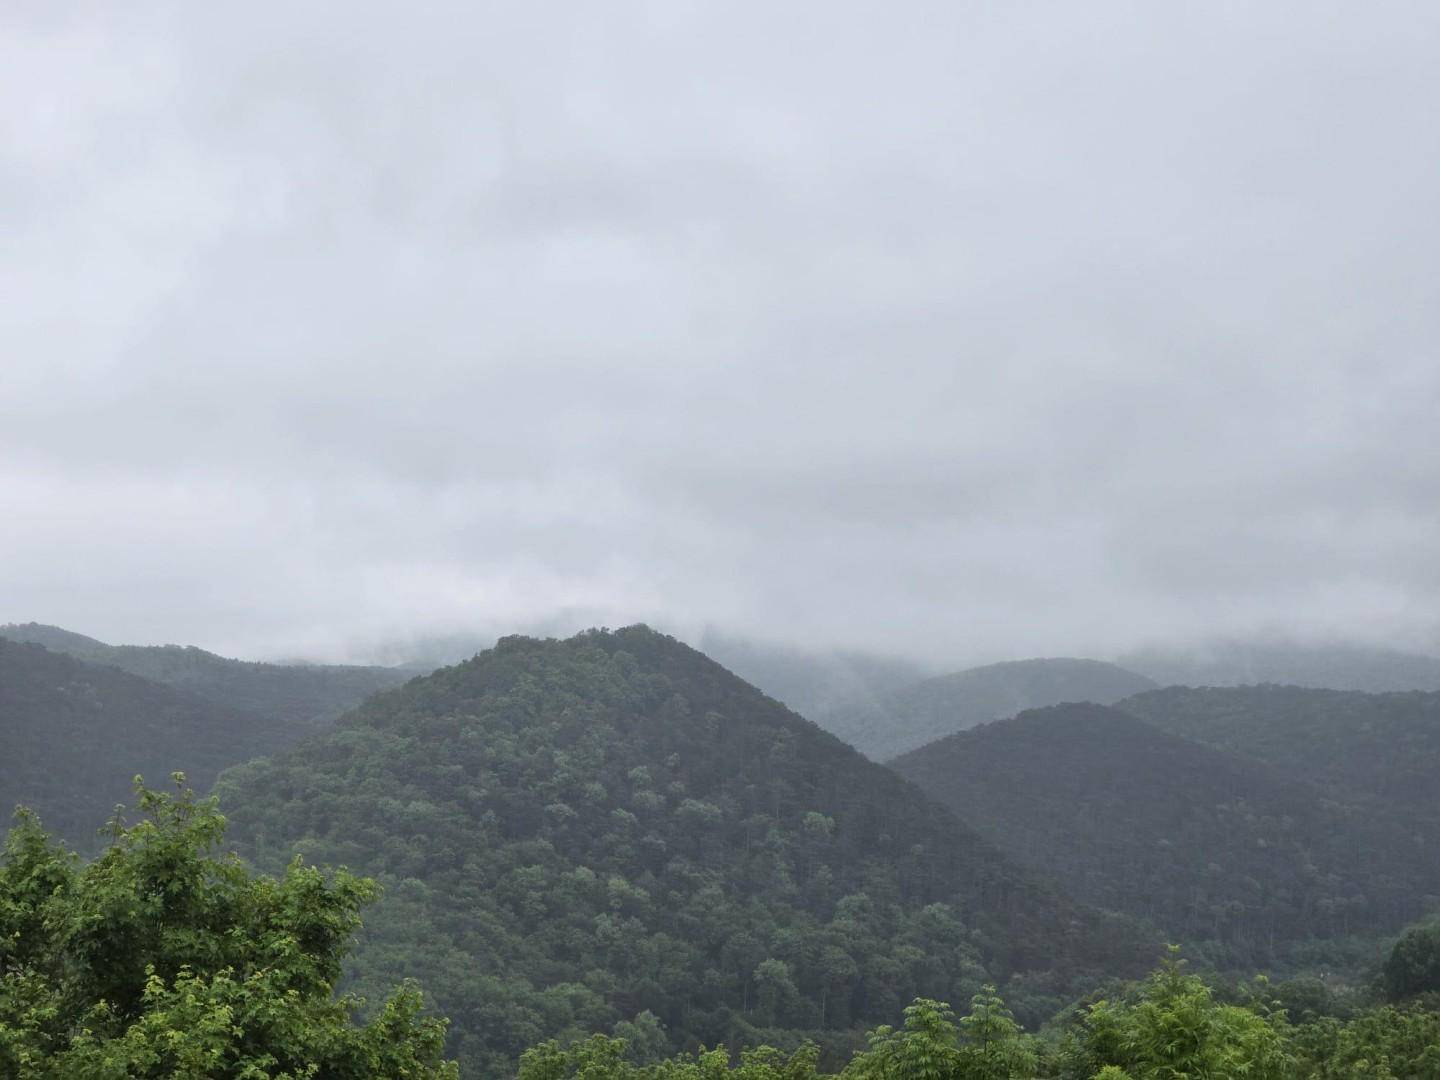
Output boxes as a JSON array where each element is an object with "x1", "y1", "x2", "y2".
[
  {"x1": 842, "y1": 990, "x2": 1035, "y2": 1080},
  {"x1": 1383, "y1": 921, "x2": 1440, "y2": 1001},
  {"x1": 1069, "y1": 951, "x2": 1291, "y2": 1080},
  {"x1": 0, "y1": 775, "x2": 457, "y2": 1079},
  {"x1": 955, "y1": 987, "x2": 1035, "y2": 1080}
]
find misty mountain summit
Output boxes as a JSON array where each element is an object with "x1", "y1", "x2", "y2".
[
  {"x1": 0, "y1": 621, "x2": 409, "y2": 728},
  {"x1": 816, "y1": 657, "x2": 1156, "y2": 760}
]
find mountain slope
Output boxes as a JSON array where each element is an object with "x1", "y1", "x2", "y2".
[
  {"x1": 1117, "y1": 684, "x2": 1440, "y2": 813},
  {"x1": 819, "y1": 658, "x2": 1156, "y2": 760},
  {"x1": 0, "y1": 639, "x2": 298, "y2": 848},
  {"x1": 214, "y1": 627, "x2": 1157, "y2": 1075},
  {"x1": 889, "y1": 703, "x2": 1438, "y2": 964},
  {"x1": 0, "y1": 622, "x2": 408, "y2": 728},
  {"x1": 1119, "y1": 640, "x2": 1440, "y2": 693}
]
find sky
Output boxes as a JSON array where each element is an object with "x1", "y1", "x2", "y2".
[{"x1": 3, "y1": 1, "x2": 1438, "y2": 665}]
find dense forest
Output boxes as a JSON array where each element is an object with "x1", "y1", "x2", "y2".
[
  {"x1": 211, "y1": 627, "x2": 1158, "y2": 1075},
  {"x1": 816, "y1": 658, "x2": 1155, "y2": 760},
  {"x1": 6, "y1": 781, "x2": 1440, "y2": 1078},
  {"x1": 890, "y1": 703, "x2": 1439, "y2": 968},
  {"x1": 0, "y1": 622, "x2": 408, "y2": 729}
]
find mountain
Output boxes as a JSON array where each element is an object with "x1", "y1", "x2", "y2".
[
  {"x1": 694, "y1": 631, "x2": 932, "y2": 721},
  {"x1": 889, "y1": 703, "x2": 1439, "y2": 966},
  {"x1": 1119, "y1": 640, "x2": 1440, "y2": 693},
  {"x1": 0, "y1": 639, "x2": 300, "y2": 848},
  {"x1": 0, "y1": 622, "x2": 409, "y2": 728},
  {"x1": 213, "y1": 626, "x2": 1157, "y2": 1075},
  {"x1": 1117, "y1": 684, "x2": 1440, "y2": 814},
  {"x1": 817, "y1": 658, "x2": 1156, "y2": 760}
]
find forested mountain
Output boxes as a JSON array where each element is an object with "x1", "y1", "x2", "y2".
[
  {"x1": 889, "y1": 703, "x2": 1439, "y2": 969},
  {"x1": 1118, "y1": 684, "x2": 1440, "y2": 814},
  {"x1": 0, "y1": 622, "x2": 409, "y2": 728},
  {"x1": 0, "y1": 639, "x2": 300, "y2": 848},
  {"x1": 1119, "y1": 639, "x2": 1440, "y2": 693},
  {"x1": 213, "y1": 626, "x2": 1157, "y2": 1075},
  {"x1": 817, "y1": 658, "x2": 1156, "y2": 760}
]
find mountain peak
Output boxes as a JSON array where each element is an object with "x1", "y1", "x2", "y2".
[{"x1": 217, "y1": 631, "x2": 1157, "y2": 1074}]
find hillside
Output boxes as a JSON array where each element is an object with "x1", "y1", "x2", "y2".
[
  {"x1": 1118, "y1": 684, "x2": 1440, "y2": 813},
  {"x1": 0, "y1": 639, "x2": 298, "y2": 848},
  {"x1": 818, "y1": 658, "x2": 1156, "y2": 760},
  {"x1": 0, "y1": 622, "x2": 409, "y2": 728},
  {"x1": 889, "y1": 703, "x2": 1439, "y2": 967},
  {"x1": 1119, "y1": 640, "x2": 1440, "y2": 693},
  {"x1": 213, "y1": 626, "x2": 1157, "y2": 1075}
]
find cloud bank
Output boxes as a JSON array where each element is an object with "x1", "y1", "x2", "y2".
[{"x1": 3, "y1": 1, "x2": 1438, "y2": 663}]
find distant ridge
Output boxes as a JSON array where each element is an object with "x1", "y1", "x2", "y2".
[
  {"x1": 891, "y1": 702, "x2": 1440, "y2": 963},
  {"x1": 1118, "y1": 683, "x2": 1440, "y2": 814},
  {"x1": 817, "y1": 657, "x2": 1156, "y2": 760},
  {"x1": 0, "y1": 638, "x2": 297, "y2": 848},
  {"x1": 1119, "y1": 640, "x2": 1440, "y2": 693},
  {"x1": 0, "y1": 622, "x2": 409, "y2": 728}
]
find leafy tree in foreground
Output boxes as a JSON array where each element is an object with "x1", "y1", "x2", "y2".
[
  {"x1": 0, "y1": 775, "x2": 457, "y2": 1079},
  {"x1": 1060, "y1": 950, "x2": 1292, "y2": 1080},
  {"x1": 517, "y1": 989, "x2": 1036, "y2": 1080},
  {"x1": 1383, "y1": 920, "x2": 1440, "y2": 1001},
  {"x1": 1288, "y1": 1004, "x2": 1440, "y2": 1079},
  {"x1": 515, "y1": 947, "x2": 1440, "y2": 1080},
  {"x1": 841, "y1": 991, "x2": 1035, "y2": 1080}
]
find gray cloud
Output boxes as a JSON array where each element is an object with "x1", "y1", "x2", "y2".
[{"x1": 3, "y1": 1, "x2": 1438, "y2": 663}]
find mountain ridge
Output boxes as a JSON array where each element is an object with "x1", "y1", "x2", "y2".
[{"x1": 0, "y1": 638, "x2": 298, "y2": 848}]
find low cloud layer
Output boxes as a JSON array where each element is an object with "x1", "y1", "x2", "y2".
[{"x1": 4, "y1": 1, "x2": 1438, "y2": 663}]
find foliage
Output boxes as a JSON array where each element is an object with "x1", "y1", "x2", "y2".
[
  {"x1": 516, "y1": 990, "x2": 1037, "y2": 1080},
  {"x1": 841, "y1": 991, "x2": 1036, "y2": 1080},
  {"x1": 514, "y1": 950, "x2": 1440, "y2": 1079},
  {"x1": 1288, "y1": 1003, "x2": 1440, "y2": 1079},
  {"x1": 0, "y1": 776, "x2": 457, "y2": 1079},
  {"x1": 1383, "y1": 920, "x2": 1440, "y2": 1000},
  {"x1": 1060, "y1": 951, "x2": 1293, "y2": 1079}
]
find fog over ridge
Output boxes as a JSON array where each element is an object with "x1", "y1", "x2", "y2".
[{"x1": 3, "y1": 1, "x2": 1438, "y2": 664}]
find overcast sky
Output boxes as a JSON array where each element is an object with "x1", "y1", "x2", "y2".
[{"x1": 3, "y1": 1, "x2": 1438, "y2": 665}]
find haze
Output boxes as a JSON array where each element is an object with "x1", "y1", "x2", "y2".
[{"x1": 3, "y1": 1, "x2": 1438, "y2": 664}]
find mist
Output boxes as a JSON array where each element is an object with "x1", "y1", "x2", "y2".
[{"x1": 4, "y1": 1, "x2": 1438, "y2": 665}]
